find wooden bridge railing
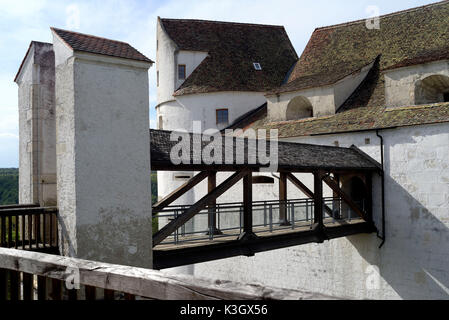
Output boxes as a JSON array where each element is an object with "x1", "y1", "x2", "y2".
[
  {"x1": 0, "y1": 206, "x2": 58, "y2": 253},
  {"x1": 0, "y1": 247, "x2": 337, "y2": 300}
]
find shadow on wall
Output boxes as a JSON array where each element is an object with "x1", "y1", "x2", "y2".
[{"x1": 349, "y1": 130, "x2": 449, "y2": 300}]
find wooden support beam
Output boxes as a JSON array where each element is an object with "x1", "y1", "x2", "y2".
[
  {"x1": 207, "y1": 171, "x2": 222, "y2": 235},
  {"x1": 365, "y1": 173, "x2": 373, "y2": 223},
  {"x1": 239, "y1": 172, "x2": 257, "y2": 241},
  {"x1": 323, "y1": 175, "x2": 367, "y2": 220},
  {"x1": 279, "y1": 173, "x2": 290, "y2": 226},
  {"x1": 152, "y1": 171, "x2": 209, "y2": 215},
  {"x1": 313, "y1": 171, "x2": 324, "y2": 227},
  {"x1": 153, "y1": 169, "x2": 250, "y2": 246},
  {"x1": 286, "y1": 173, "x2": 333, "y2": 217}
]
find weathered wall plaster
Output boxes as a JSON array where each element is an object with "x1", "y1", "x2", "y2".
[
  {"x1": 186, "y1": 123, "x2": 449, "y2": 300},
  {"x1": 385, "y1": 60, "x2": 449, "y2": 107},
  {"x1": 16, "y1": 42, "x2": 57, "y2": 206},
  {"x1": 54, "y1": 35, "x2": 153, "y2": 268}
]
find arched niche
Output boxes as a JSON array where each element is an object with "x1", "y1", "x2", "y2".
[
  {"x1": 415, "y1": 74, "x2": 449, "y2": 105},
  {"x1": 285, "y1": 96, "x2": 313, "y2": 120}
]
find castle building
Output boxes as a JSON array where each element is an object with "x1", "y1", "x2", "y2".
[
  {"x1": 156, "y1": 1, "x2": 449, "y2": 299},
  {"x1": 15, "y1": 28, "x2": 154, "y2": 267},
  {"x1": 155, "y1": 17, "x2": 298, "y2": 210},
  {"x1": 12, "y1": 0, "x2": 449, "y2": 300}
]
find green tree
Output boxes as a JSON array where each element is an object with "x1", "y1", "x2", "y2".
[{"x1": 0, "y1": 168, "x2": 19, "y2": 205}]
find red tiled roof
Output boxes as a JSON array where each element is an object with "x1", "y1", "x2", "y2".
[
  {"x1": 51, "y1": 27, "x2": 153, "y2": 63},
  {"x1": 159, "y1": 18, "x2": 298, "y2": 96},
  {"x1": 271, "y1": 0, "x2": 449, "y2": 95}
]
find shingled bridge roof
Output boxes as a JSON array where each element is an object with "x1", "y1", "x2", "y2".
[{"x1": 150, "y1": 129, "x2": 380, "y2": 172}]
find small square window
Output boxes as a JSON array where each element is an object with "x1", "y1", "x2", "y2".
[
  {"x1": 444, "y1": 92, "x2": 449, "y2": 102},
  {"x1": 216, "y1": 109, "x2": 229, "y2": 125},
  {"x1": 178, "y1": 64, "x2": 186, "y2": 80},
  {"x1": 253, "y1": 63, "x2": 262, "y2": 71}
]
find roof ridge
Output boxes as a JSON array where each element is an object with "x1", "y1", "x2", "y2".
[
  {"x1": 160, "y1": 18, "x2": 285, "y2": 29},
  {"x1": 50, "y1": 27, "x2": 130, "y2": 45},
  {"x1": 315, "y1": 0, "x2": 448, "y2": 31}
]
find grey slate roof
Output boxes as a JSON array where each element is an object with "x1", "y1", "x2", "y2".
[{"x1": 150, "y1": 129, "x2": 380, "y2": 172}]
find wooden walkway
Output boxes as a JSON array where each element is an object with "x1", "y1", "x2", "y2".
[
  {"x1": 153, "y1": 218, "x2": 375, "y2": 269},
  {"x1": 155, "y1": 217, "x2": 365, "y2": 251}
]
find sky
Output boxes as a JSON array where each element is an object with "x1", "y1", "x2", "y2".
[{"x1": 0, "y1": 0, "x2": 439, "y2": 167}]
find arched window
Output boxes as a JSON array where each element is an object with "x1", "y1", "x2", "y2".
[
  {"x1": 415, "y1": 74, "x2": 449, "y2": 105},
  {"x1": 286, "y1": 96, "x2": 313, "y2": 120}
]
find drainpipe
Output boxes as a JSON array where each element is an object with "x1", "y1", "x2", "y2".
[{"x1": 376, "y1": 130, "x2": 386, "y2": 248}]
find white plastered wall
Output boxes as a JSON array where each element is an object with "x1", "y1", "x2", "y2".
[
  {"x1": 385, "y1": 60, "x2": 449, "y2": 107},
  {"x1": 267, "y1": 62, "x2": 373, "y2": 121},
  {"x1": 54, "y1": 33, "x2": 153, "y2": 268},
  {"x1": 191, "y1": 122, "x2": 449, "y2": 300},
  {"x1": 16, "y1": 42, "x2": 57, "y2": 206}
]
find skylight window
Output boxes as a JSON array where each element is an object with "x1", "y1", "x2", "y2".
[{"x1": 253, "y1": 63, "x2": 262, "y2": 71}]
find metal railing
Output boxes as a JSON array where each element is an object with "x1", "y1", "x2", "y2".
[{"x1": 154, "y1": 197, "x2": 365, "y2": 245}]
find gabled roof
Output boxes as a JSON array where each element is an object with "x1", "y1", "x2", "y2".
[
  {"x1": 150, "y1": 129, "x2": 380, "y2": 172},
  {"x1": 14, "y1": 41, "x2": 53, "y2": 83},
  {"x1": 51, "y1": 27, "x2": 153, "y2": 63},
  {"x1": 159, "y1": 18, "x2": 298, "y2": 96},
  {"x1": 271, "y1": 0, "x2": 449, "y2": 96}
]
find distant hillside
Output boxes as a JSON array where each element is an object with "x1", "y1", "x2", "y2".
[
  {"x1": 0, "y1": 168, "x2": 18, "y2": 205},
  {"x1": 0, "y1": 168, "x2": 158, "y2": 207},
  {"x1": 151, "y1": 172, "x2": 158, "y2": 205}
]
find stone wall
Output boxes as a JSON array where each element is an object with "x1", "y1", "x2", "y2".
[
  {"x1": 190, "y1": 122, "x2": 449, "y2": 300},
  {"x1": 54, "y1": 31, "x2": 153, "y2": 268},
  {"x1": 16, "y1": 42, "x2": 57, "y2": 206}
]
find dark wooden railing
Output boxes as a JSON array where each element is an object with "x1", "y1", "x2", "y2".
[
  {"x1": 0, "y1": 206, "x2": 58, "y2": 253},
  {"x1": 0, "y1": 247, "x2": 335, "y2": 300}
]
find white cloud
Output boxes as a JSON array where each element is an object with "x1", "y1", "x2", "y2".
[
  {"x1": 66, "y1": 3, "x2": 81, "y2": 30},
  {"x1": 0, "y1": 0, "x2": 438, "y2": 167},
  {"x1": 0, "y1": 0, "x2": 47, "y2": 19},
  {"x1": 0, "y1": 133, "x2": 18, "y2": 139}
]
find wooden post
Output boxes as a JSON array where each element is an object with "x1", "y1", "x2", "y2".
[
  {"x1": 238, "y1": 172, "x2": 257, "y2": 241},
  {"x1": 314, "y1": 171, "x2": 324, "y2": 227},
  {"x1": 153, "y1": 169, "x2": 249, "y2": 246},
  {"x1": 207, "y1": 171, "x2": 222, "y2": 235},
  {"x1": 286, "y1": 173, "x2": 334, "y2": 217},
  {"x1": 365, "y1": 173, "x2": 373, "y2": 223},
  {"x1": 322, "y1": 175, "x2": 367, "y2": 220},
  {"x1": 152, "y1": 171, "x2": 209, "y2": 214},
  {"x1": 279, "y1": 173, "x2": 290, "y2": 226},
  {"x1": 332, "y1": 174, "x2": 341, "y2": 219}
]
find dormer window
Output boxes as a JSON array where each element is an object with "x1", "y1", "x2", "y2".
[
  {"x1": 253, "y1": 63, "x2": 262, "y2": 71},
  {"x1": 415, "y1": 74, "x2": 449, "y2": 105},
  {"x1": 285, "y1": 96, "x2": 313, "y2": 120},
  {"x1": 178, "y1": 64, "x2": 186, "y2": 80}
]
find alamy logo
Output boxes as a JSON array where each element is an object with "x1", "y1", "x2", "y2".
[
  {"x1": 365, "y1": 5, "x2": 381, "y2": 30},
  {"x1": 365, "y1": 265, "x2": 380, "y2": 290},
  {"x1": 169, "y1": 121, "x2": 279, "y2": 172},
  {"x1": 65, "y1": 266, "x2": 80, "y2": 290}
]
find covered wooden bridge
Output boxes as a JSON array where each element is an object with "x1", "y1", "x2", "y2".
[{"x1": 150, "y1": 130, "x2": 381, "y2": 269}]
